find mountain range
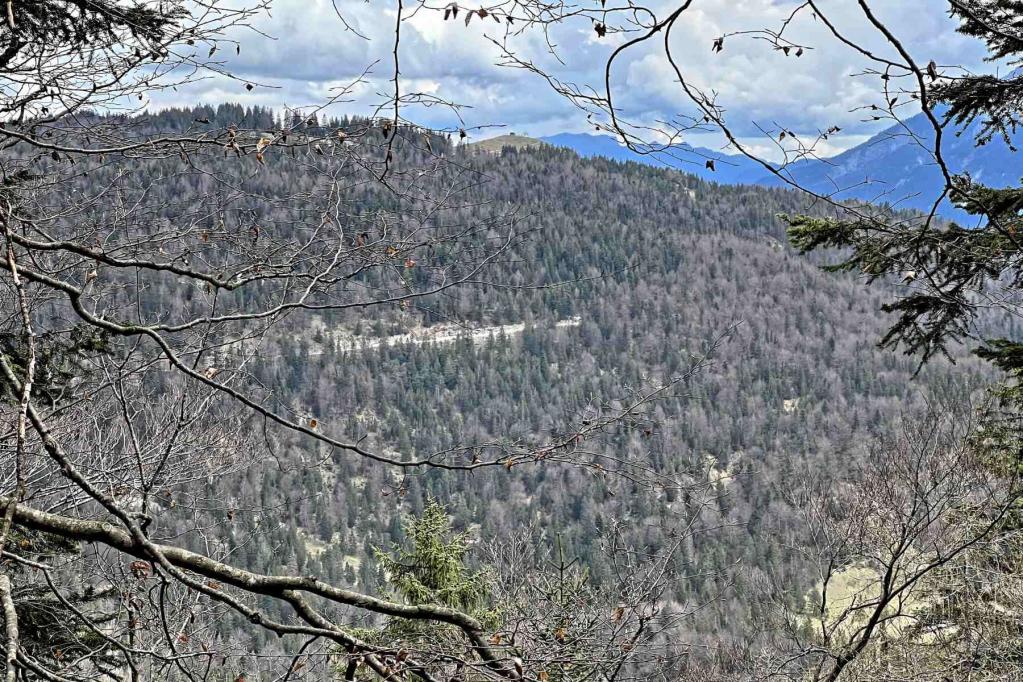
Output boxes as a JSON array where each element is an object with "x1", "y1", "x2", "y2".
[{"x1": 523, "y1": 110, "x2": 1020, "y2": 220}]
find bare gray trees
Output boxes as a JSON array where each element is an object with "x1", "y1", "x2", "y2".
[
  {"x1": 0, "y1": 2, "x2": 724, "y2": 680},
  {"x1": 744, "y1": 402, "x2": 1020, "y2": 681},
  {"x1": 419, "y1": 4, "x2": 1023, "y2": 676}
]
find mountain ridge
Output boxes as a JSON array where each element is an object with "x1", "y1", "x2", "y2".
[{"x1": 538, "y1": 111, "x2": 1020, "y2": 219}]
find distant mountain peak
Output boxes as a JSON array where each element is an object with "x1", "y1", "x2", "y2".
[{"x1": 541, "y1": 114, "x2": 1021, "y2": 220}]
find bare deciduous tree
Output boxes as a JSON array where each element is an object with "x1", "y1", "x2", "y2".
[
  {"x1": 404, "y1": 3, "x2": 1023, "y2": 675},
  {"x1": 0, "y1": 2, "x2": 728, "y2": 680},
  {"x1": 748, "y1": 401, "x2": 1020, "y2": 681}
]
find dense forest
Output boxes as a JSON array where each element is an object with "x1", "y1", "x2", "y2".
[
  {"x1": 4, "y1": 2, "x2": 1023, "y2": 680},
  {"x1": 74, "y1": 104, "x2": 992, "y2": 664}
]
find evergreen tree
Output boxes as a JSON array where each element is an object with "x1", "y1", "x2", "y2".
[{"x1": 787, "y1": 3, "x2": 1023, "y2": 398}]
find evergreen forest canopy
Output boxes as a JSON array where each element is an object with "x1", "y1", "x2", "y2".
[{"x1": 0, "y1": 2, "x2": 1022, "y2": 682}]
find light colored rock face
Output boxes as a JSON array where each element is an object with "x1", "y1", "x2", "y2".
[
  {"x1": 703, "y1": 453, "x2": 740, "y2": 486},
  {"x1": 783, "y1": 397, "x2": 801, "y2": 414},
  {"x1": 332, "y1": 317, "x2": 582, "y2": 353}
]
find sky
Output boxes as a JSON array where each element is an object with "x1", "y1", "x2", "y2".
[{"x1": 151, "y1": 0, "x2": 995, "y2": 157}]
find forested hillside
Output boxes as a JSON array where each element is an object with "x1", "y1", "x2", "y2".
[
  {"x1": 88, "y1": 105, "x2": 995, "y2": 662},
  {"x1": 6, "y1": 2, "x2": 1023, "y2": 680}
]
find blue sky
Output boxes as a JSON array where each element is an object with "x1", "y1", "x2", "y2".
[{"x1": 152, "y1": 0, "x2": 994, "y2": 157}]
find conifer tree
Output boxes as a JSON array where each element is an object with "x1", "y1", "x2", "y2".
[{"x1": 787, "y1": 2, "x2": 1023, "y2": 410}]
